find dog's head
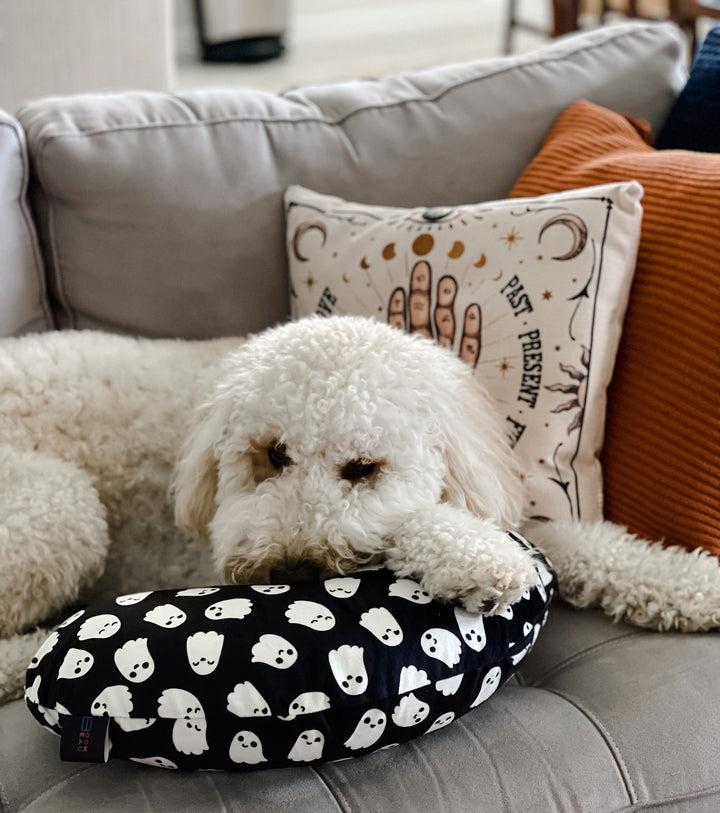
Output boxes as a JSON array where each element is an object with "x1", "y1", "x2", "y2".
[{"x1": 173, "y1": 316, "x2": 525, "y2": 584}]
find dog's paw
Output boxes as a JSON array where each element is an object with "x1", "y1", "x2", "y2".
[{"x1": 452, "y1": 537, "x2": 540, "y2": 615}]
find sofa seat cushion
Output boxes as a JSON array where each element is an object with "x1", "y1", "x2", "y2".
[{"x1": 5, "y1": 602, "x2": 720, "y2": 811}]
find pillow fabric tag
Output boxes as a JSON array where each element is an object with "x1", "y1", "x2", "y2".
[{"x1": 60, "y1": 715, "x2": 110, "y2": 763}]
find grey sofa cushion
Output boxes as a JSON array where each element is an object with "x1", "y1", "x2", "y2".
[
  {"x1": 17, "y1": 21, "x2": 685, "y2": 340},
  {"x1": 4, "y1": 602, "x2": 720, "y2": 812},
  {"x1": 0, "y1": 110, "x2": 51, "y2": 336}
]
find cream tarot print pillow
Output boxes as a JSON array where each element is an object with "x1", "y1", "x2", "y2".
[{"x1": 285, "y1": 182, "x2": 643, "y2": 523}]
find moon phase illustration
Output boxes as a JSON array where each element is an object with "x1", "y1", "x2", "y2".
[
  {"x1": 448, "y1": 241, "x2": 465, "y2": 259},
  {"x1": 473, "y1": 254, "x2": 487, "y2": 268},
  {"x1": 360, "y1": 257, "x2": 370, "y2": 269},
  {"x1": 538, "y1": 214, "x2": 588, "y2": 261},
  {"x1": 292, "y1": 221, "x2": 327, "y2": 262},
  {"x1": 382, "y1": 243, "x2": 396, "y2": 260}
]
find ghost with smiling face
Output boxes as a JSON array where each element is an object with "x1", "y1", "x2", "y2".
[
  {"x1": 287, "y1": 729, "x2": 325, "y2": 762},
  {"x1": 29, "y1": 631, "x2": 59, "y2": 669},
  {"x1": 328, "y1": 645, "x2": 368, "y2": 695},
  {"x1": 285, "y1": 600, "x2": 335, "y2": 631},
  {"x1": 115, "y1": 591, "x2": 151, "y2": 606},
  {"x1": 114, "y1": 638, "x2": 155, "y2": 683},
  {"x1": 77, "y1": 613, "x2": 121, "y2": 641},
  {"x1": 186, "y1": 630, "x2": 225, "y2": 675},
  {"x1": 229, "y1": 731, "x2": 267, "y2": 764},
  {"x1": 323, "y1": 577, "x2": 361, "y2": 598},
  {"x1": 343, "y1": 709, "x2": 387, "y2": 750}
]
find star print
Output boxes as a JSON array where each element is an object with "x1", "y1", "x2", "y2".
[
  {"x1": 497, "y1": 358, "x2": 514, "y2": 376},
  {"x1": 501, "y1": 227, "x2": 522, "y2": 249},
  {"x1": 542, "y1": 290, "x2": 553, "y2": 301},
  {"x1": 305, "y1": 273, "x2": 316, "y2": 290}
]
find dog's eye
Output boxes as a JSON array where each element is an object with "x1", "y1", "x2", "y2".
[
  {"x1": 267, "y1": 442, "x2": 293, "y2": 470},
  {"x1": 340, "y1": 459, "x2": 382, "y2": 483}
]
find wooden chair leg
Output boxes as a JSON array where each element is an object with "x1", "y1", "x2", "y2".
[{"x1": 550, "y1": 0, "x2": 580, "y2": 37}]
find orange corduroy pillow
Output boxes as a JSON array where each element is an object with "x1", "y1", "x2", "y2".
[{"x1": 511, "y1": 100, "x2": 720, "y2": 559}]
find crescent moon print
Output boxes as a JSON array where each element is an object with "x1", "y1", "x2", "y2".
[
  {"x1": 538, "y1": 214, "x2": 588, "y2": 261},
  {"x1": 292, "y1": 222, "x2": 328, "y2": 262}
]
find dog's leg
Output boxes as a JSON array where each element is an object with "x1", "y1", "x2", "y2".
[
  {"x1": 0, "y1": 447, "x2": 110, "y2": 643},
  {"x1": 384, "y1": 503, "x2": 539, "y2": 613},
  {"x1": 524, "y1": 518, "x2": 720, "y2": 632},
  {"x1": 0, "y1": 628, "x2": 53, "y2": 704}
]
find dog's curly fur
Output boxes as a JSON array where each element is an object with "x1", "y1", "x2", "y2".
[{"x1": 2, "y1": 315, "x2": 719, "y2": 703}]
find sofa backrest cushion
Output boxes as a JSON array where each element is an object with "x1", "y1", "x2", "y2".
[
  {"x1": 17, "y1": 21, "x2": 686, "y2": 339},
  {"x1": 0, "y1": 110, "x2": 51, "y2": 336}
]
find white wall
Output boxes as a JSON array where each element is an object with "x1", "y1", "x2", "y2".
[{"x1": 0, "y1": 0, "x2": 173, "y2": 113}]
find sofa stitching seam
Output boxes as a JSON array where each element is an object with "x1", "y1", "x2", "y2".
[
  {"x1": 311, "y1": 766, "x2": 353, "y2": 813},
  {"x1": 0, "y1": 120, "x2": 55, "y2": 332},
  {"x1": 519, "y1": 631, "x2": 646, "y2": 686},
  {"x1": 542, "y1": 685, "x2": 638, "y2": 806}
]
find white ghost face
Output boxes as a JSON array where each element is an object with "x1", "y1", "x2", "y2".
[
  {"x1": 116, "y1": 591, "x2": 151, "y2": 606},
  {"x1": 343, "y1": 709, "x2": 387, "y2": 750},
  {"x1": 186, "y1": 631, "x2": 225, "y2": 675},
  {"x1": 420, "y1": 628, "x2": 462, "y2": 667},
  {"x1": 114, "y1": 638, "x2": 155, "y2": 683},
  {"x1": 323, "y1": 577, "x2": 361, "y2": 598},
  {"x1": 130, "y1": 756, "x2": 178, "y2": 770},
  {"x1": 175, "y1": 587, "x2": 220, "y2": 597},
  {"x1": 251, "y1": 634, "x2": 297, "y2": 669},
  {"x1": 398, "y1": 665, "x2": 430, "y2": 693},
  {"x1": 58, "y1": 647, "x2": 94, "y2": 680},
  {"x1": 205, "y1": 598, "x2": 253, "y2": 621},
  {"x1": 359, "y1": 607, "x2": 403, "y2": 646},
  {"x1": 229, "y1": 731, "x2": 267, "y2": 764},
  {"x1": 251, "y1": 584, "x2": 290, "y2": 595},
  {"x1": 391, "y1": 693, "x2": 430, "y2": 727},
  {"x1": 426, "y1": 712, "x2": 455, "y2": 733},
  {"x1": 143, "y1": 604, "x2": 187, "y2": 629},
  {"x1": 77, "y1": 614, "x2": 121, "y2": 641},
  {"x1": 471, "y1": 666, "x2": 503, "y2": 708},
  {"x1": 280, "y1": 691, "x2": 331, "y2": 720},
  {"x1": 328, "y1": 645, "x2": 368, "y2": 695},
  {"x1": 226, "y1": 682, "x2": 271, "y2": 718},
  {"x1": 388, "y1": 579, "x2": 432, "y2": 604},
  {"x1": 29, "y1": 631, "x2": 59, "y2": 668},
  {"x1": 158, "y1": 689, "x2": 208, "y2": 755},
  {"x1": 454, "y1": 608, "x2": 487, "y2": 652},
  {"x1": 285, "y1": 600, "x2": 335, "y2": 631},
  {"x1": 91, "y1": 685, "x2": 133, "y2": 717},
  {"x1": 287, "y1": 729, "x2": 325, "y2": 762}
]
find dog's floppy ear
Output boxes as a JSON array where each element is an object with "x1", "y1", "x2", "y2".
[
  {"x1": 439, "y1": 366, "x2": 526, "y2": 528},
  {"x1": 173, "y1": 399, "x2": 225, "y2": 541}
]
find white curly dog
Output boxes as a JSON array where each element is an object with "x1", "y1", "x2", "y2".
[{"x1": 2, "y1": 315, "x2": 718, "y2": 702}]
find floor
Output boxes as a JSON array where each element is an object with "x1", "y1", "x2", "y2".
[{"x1": 173, "y1": 0, "x2": 556, "y2": 94}]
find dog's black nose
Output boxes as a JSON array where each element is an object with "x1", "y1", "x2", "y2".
[{"x1": 269, "y1": 564, "x2": 321, "y2": 584}]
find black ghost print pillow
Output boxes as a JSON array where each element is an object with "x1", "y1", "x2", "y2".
[{"x1": 26, "y1": 533, "x2": 555, "y2": 771}]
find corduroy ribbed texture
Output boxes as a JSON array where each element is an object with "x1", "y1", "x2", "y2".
[{"x1": 510, "y1": 100, "x2": 720, "y2": 558}]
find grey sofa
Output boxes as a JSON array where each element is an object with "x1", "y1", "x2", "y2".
[{"x1": 1, "y1": 20, "x2": 719, "y2": 812}]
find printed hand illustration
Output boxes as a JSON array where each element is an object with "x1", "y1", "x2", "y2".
[{"x1": 388, "y1": 260, "x2": 482, "y2": 367}]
